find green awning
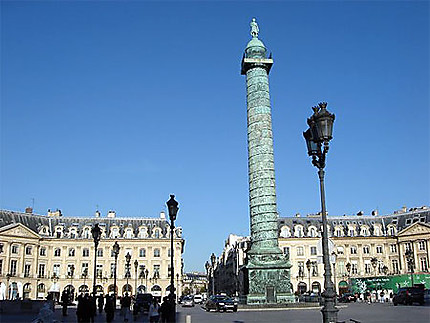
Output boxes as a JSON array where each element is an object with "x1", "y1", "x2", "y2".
[{"x1": 338, "y1": 281, "x2": 348, "y2": 287}]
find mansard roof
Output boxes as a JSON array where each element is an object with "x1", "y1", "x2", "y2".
[
  {"x1": 0, "y1": 209, "x2": 171, "y2": 236},
  {"x1": 278, "y1": 207, "x2": 430, "y2": 232}
]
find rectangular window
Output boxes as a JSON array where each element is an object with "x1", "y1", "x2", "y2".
[
  {"x1": 25, "y1": 246, "x2": 32, "y2": 255},
  {"x1": 0, "y1": 259, "x2": 3, "y2": 275},
  {"x1": 10, "y1": 260, "x2": 17, "y2": 276},
  {"x1": 83, "y1": 248, "x2": 89, "y2": 257},
  {"x1": 82, "y1": 263, "x2": 89, "y2": 276},
  {"x1": 298, "y1": 261, "x2": 304, "y2": 277},
  {"x1": 311, "y1": 262, "x2": 318, "y2": 276},
  {"x1": 168, "y1": 265, "x2": 171, "y2": 277},
  {"x1": 390, "y1": 244, "x2": 397, "y2": 253},
  {"x1": 139, "y1": 248, "x2": 146, "y2": 257},
  {"x1": 96, "y1": 264, "x2": 103, "y2": 278},
  {"x1": 351, "y1": 263, "x2": 358, "y2": 275},
  {"x1": 40, "y1": 248, "x2": 46, "y2": 256},
  {"x1": 376, "y1": 246, "x2": 383, "y2": 254},
  {"x1": 392, "y1": 259, "x2": 399, "y2": 274},
  {"x1": 0, "y1": 243, "x2": 3, "y2": 253},
  {"x1": 420, "y1": 257, "x2": 428, "y2": 272},
  {"x1": 11, "y1": 245, "x2": 18, "y2": 254},
  {"x1": 97, "y1": 248, "x2": 103, "y2": 257},
  {"x1": 53, "y1": 264, "x2": 60, "y2": 277},
  {"x1": 365, "y1": 263, "x2": 371, "y2": 274},
  {"x1": 154, "y1": 265, "x2": 160, "y2": 278},
  {"x1": 405, "y1": 242, "x2": 412, "y2": 252},
  {"x1": 110, "y1": 263, "x2": 115, "y2": 278},
  {"x1": 283, "y1": 247, "x2": 290, "y2": 255},
  {"x1": 24, "y1": 263, "x2": 31, "y2": 277},
  {"x1": 363, "y1": 246, "x2": 370, "y2": 254},
  {"x1": 310, "y1": 246, "x2": 317, "y2": 256},
  {"x1": 38, "y1": 264, "x2": 45, "y2": 278},
  {"x1": 418, "y1": 241, "x2": 426, "y2": 251},
  {"x1": 350, "y1": 246, "x2": 357, "y2": 254},
  {"x1": 297, "y1": 247, "x2": 304, "y2": 256}
]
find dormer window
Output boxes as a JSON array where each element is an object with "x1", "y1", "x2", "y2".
[
  {"x1": 280, "y1": 226, "x2": 291, "y2": 238},
  {"x1": 125, "y1": 228, "x2": 134, "y2": 239},
  {"x1": 138, "y1": 227, "x2": 148, "y2": 238},
  {"x1": 110, "y1": 227, "x2": 119, "y2": 239}
]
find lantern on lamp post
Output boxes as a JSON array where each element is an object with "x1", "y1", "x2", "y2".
[
  {"x1": 166, "y1": 194, "x2": 179, "y2": 323},
  {"x1": 91, "y1": 224, "x2": 102, "y2": 298}
]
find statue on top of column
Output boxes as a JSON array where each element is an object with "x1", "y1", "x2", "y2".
[{"x1": 250, "y1": 18, "x2": 259, "y2": 38}]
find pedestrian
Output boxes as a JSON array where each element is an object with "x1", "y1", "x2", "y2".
[
  {"x1": 76, "y1": 293, "x2": 84, "y2": 322},
  {"x1": 121, "y1": 292, "x2": 132, "y2": 322},
  {"x1": 105, "y1": 295, "x2": 115, "y2": 323},
  {"x1": 159, "y1": 297, "x2": 169, "y2": 323},
  {"x1": 98, "y1": 294, "x2": 105, "y2": 313},
  {"x1": 148, "y1": 298, "x2": 160, "y2": 323},
  {"x1": 61, "y1": 290, "x2": 69, "y2": 316},
  {"x1": 89, "y1": 295, "x2": 96, "y2": 323}
]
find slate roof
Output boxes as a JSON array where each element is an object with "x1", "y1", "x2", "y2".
[{"x1": 0, "y1": 209, "x2": 173, "y2": 238}]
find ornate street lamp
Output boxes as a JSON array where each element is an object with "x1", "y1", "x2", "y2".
[
  {"x1": 210, "y1": 253, "x2": 216, "y2": 295},
  {"x1": 405, "y1": 249, "x2": 415, "y2": 286},
  {"x1": 166, "y1": 194, "x2": 179, "y2": 323},
  {"x1": 91, "y1": 223, "x2": 102, "y2": 298},
  {"x1": 134, "y1": 260, "x2": 138, "y2": 296},
  {"x1": 205, "y1": 261, "x2": 211, "y2": 295},
  {"x1": 112, "y1": 241, "x2": 120, "y2": 302},
  {"x1": 145, "y1": 269, "x2": 149, "y2": 291},
  {"x1": 125, "y1": 252, "x2": 131, "y2": 294},
  {"x1": 70, "y1": 264, "x2": 75, "y2": 289},
  {"x1": 306, "y1": 259, "x2": 312, "y2": 294},
  {"x1": 303, "y1": 102, "x2": 337, "y2": 323}
]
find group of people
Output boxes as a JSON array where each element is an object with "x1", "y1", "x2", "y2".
[
  {"x1": 148, "y1": 296, "x2": 176, "y2": 323},
  {"x1": 58, "y1": 291, "x2": 176, "y2": 323}
]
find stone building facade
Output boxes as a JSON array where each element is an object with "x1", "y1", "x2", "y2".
[
  {"x1": 211, "y1": 206, "x2": 430, "y2": 296},
  {"x1": 0, "y1": 208, "x2": 185, "y2": 301}
]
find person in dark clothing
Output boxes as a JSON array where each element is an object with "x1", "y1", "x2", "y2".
[
  {"x1": 89, "y1": 295, "x2": 96, "y2": 323},
  {"x1": 159, "y1": 297, "x2": 169, "y2": 323},
  {"x1": 61, "y1": 290, "x2": 69, "y2": 316},
  {"x1": 98, "y1": 294, "x2": 105, "y2": 314},
  {"x1": 104, "y1": 295, "x2": 115, "y2": 323},
  {"x1": 76, "y1": 293, "x2": 84, "y2": 322}
]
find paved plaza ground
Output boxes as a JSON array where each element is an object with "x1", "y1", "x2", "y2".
[{"x1": 1, "y1": 302, "x2": 429, "y2": 323}]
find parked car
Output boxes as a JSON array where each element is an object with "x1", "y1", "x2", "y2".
[
  {"x1": 193, "y1": 294, "x2": 203, "y2": 304},
  {"x1": 204, "y1": 295, "x2": 238, "y2": 312},
  {"x1": 393, "y1": 287, "x2": 424, "y2": 306},
  {"x1": 182, "y1": 296, "x2": 195, "y2": 307},
  {"x1": 338, "y1": 293, "x2": 357, "y2": 303},
  {"x1": 133, "y1": 293, "x2": 153, "y2": 313}
]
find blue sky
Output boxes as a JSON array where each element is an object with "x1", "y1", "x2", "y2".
[{"x1": 1, "y1": 1, "x2": 428, "y2": 272}]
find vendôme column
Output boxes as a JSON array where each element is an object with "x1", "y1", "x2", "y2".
[{"x1": 241, "y1": 18, "x2": 294, "y2": 304}]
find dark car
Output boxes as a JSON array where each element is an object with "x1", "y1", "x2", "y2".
[
  {"x1": 133, "y1": 293, "x2": 153, "y2": 313},
  {"x1": 393, "y1": 287, "x2": 424, "y2": 306},
  {"x1": 338, "y1": 293, "x2": 357, "y2": 303},
  {"x1": 204, "y1": 295, "x2": 238, "y2": 312}
]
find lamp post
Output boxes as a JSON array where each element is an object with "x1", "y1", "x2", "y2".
[
  {"x1": 303, "y1": 102, "x2": 337, "y2": 323},
  {"x1": 405, "y1": 249, "x2": 414, "y2": 286},
  {"x1": 145, "y1": 269, "x2": 149, "y2": 292},
  {"x1": 6, "y1": 273, "x2": 11, "y2": 300},
  {"x1": 210, "y1": 253, "x2": 216, "y2": 295},
  {"x1": 306, "y1": 259, "x2": 312, "y2": 294},
  {"x1": 125, "y1": 253, "x2": 131, "y2": 294},
  {"x1": 112, "y1": 241, "x2": 120, "y2": 301},
  {"x1": 134, "y1": 260, "x2": 138, "y2": 296},
  {"x1": 205, "y1": 261, "x2": 211, "y2": 295},
  {"x1": 346, "y1": 262, "x2": 351, "y2": 293},
  {"x1": 91, "y1": 223, "x2": 101, "y2": 298},
  {"x1": 166, "y1": 194, "x2": 179, "y2": 322}
]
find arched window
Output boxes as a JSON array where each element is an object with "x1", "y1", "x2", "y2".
[
  {"x1": 297, "y1": 282, "x2": 307, "y2": 295},
  {"x1": 138, "y1": 227, "x2": 148, "y2": 238},
  {"x1": 294, "y1": 225, "x2": 304, "y2": 238},
  {"x1": 82, "y1": 227, "x2": 90, "y2": 239},
  {"x1": 280, "y1": 226, "x2": 291, "y2": 238},
  {"x1": 308, "y1": 226, "x2": 318, "y2": 237},
  {"x1": 154, "y1": 249, "x2": 160, "y2": 257},
  {"x1": 153, "y1": 228, "x2": 160, "y2": 239}
]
